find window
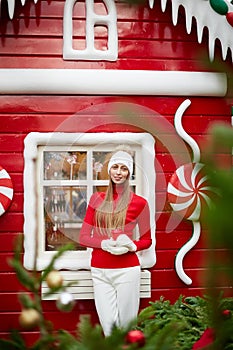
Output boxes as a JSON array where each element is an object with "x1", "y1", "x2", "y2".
[
  {"x1": 63, "y1": 0, "x2": 118, "y2": 61},
  {"x1": 23, "y1": 132, "x2": 156, "y2": 271}
]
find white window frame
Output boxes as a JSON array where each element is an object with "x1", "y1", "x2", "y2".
[
  {"x1": 63, "y1": 0, "x2": 118, "y2": 61},
  {"x1": 23, "y1": 132, "x2": 156, "y2": 271}
]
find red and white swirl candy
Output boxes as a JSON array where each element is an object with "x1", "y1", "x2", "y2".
[
  {"x1": 168, "y1": 99, "x2": 214, "y2": 286},
  {"x1": 0, "y1": 166, "x2": 13, "y2": 216},
  {"x1": 167, "y1": 162, "x2": 212, "y2": 222}
]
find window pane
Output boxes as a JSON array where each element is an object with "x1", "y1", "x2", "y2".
[
  {"x1": 44, "y1": 186, "x2": 87, "y2": 251},
  {"x1": 93, "y1": 151, "x2": 110, "y2": 180},
  {"x1": 44, "y1": 151, "x2": 87, "y2": 180}
]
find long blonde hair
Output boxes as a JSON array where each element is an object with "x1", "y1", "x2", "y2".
[{"x1": 95, "y1": 147, "x2": 133, "y2": 236}]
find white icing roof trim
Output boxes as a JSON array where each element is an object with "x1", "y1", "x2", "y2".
[
  {"x1": 5, "y1": 0, "x2": 38, "y2": 19},
  {"x1": 154, "y1": 0, "x2": 233, "y2": 62},
  {"x1": 3, "y1": 0, "x2": 233, "y2": 62}
]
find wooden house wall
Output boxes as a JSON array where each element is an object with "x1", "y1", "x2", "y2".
[{"x1": 0, "y1": 0, "x2": 231, "y2": 343}]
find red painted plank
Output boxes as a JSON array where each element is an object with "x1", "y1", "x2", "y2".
[
  {"x1": 10, "y1": 174, "x2": 23, "y2": 193},
  {"x1": 156, "y1": 212, "x2": 193, "y2": 232},
  {"x1": 0, "y1": 293, "x2": 22, "y2": 311},
  {"x1": 0, "y1": 123, "x2": 229, "y2": 153},
  {"x1": 0, "y1": 312, "x2": 22, "y2": 332},
  {"x1": 0, "y1": 153, "x2": 23, "y2": 172},
  {"x1": 0, "y1": 253, "x2": 14, "y2": 272},
  {"x1": 156, "y1": 152, "x2": 231, "y2": 173},
  {"x1": 0, "y1": 97, "x2": 230, "y2": 116},
  {"x1": 0, "y1": 56, "x2": 210, "y2": 70},
  {"x1": 155, "y1": 249, "x2": 207, "y2": 270},
  {"x1": 7, "y1": 192, "x2": 23, "y2": 213},
  {"x1": 156, "y1": 230, "x2": 209, "y2": 249},
  {"x1": 0, "y1": 134, "x2": 25, "y2": 152},
  {"x1": 0, "y1": 308, "x2": 99, "y2": 332},
  {"x1": 0, "y1": 293, "x2": 92, "y2": 314},
  {"x1": 0, "y1": 273, "x2": 26, "y2": 292},
  {"x1": 2, "y1": 18, "x2": 197, "y2": 42},
  {"x1": 0, "y1": 233, "x2": 21, "y2": 251},
  {"x1": 0, "y1": 37, "x2": 206, "y2": 59},
  {"x1": 0, "y1": 213, "x2": 24, "y2": 232},
  {"x1": 0, "y1": 292, "x2": 95, "y2": 312},
  {"x1": 9, "y1": 1, "x2": 174, "y2": 21},
  {"x1": 0, "y1": 115, "x2": 141, "y2": 133},
  {"x1": 151, "y1": 268, "x2": 233, "y2": 289}
]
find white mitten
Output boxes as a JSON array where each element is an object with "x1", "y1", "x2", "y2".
[
  {"x1": 116, "y1": 234, "x2": 137, "y2": 252},
  {"x1": 108, "y1": 246, "x2": 129, "y2": 255},
  {"x1": 101, "y1": 239, "x2": 116, "y2": 252}
]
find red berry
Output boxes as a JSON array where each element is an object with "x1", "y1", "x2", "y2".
[
  {"x1": 222, "y1": 309, "x2": 231, "y2": 319},
  {"x1": 126, "y1": 330, "x2": 145, "y2": 347}
]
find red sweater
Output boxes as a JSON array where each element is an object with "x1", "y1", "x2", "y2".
[{"x1": 79, "y1": 190, "x2": 152, "y2": 268}]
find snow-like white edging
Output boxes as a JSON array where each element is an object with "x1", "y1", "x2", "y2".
[
  {"x1": 3, "y1": 0, "x2": 233, "y2": 63},
  {"x1": 156, "y1": 0, "x2": 233, "y2": 62}
]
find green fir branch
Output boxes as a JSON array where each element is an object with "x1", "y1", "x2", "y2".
[{"x1": 40, "y1": 243, "x2": 74, "y2": 283}]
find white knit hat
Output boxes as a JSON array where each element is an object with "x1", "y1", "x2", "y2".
[{"x1": 107, "y1": 151, "x2": 133, "y2": 176}]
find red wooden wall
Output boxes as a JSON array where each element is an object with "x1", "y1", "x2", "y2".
[{"x1": 0, "y1": 0, "x2": 232, "y2": 343}]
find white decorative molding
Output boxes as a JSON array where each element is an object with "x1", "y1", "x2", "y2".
[
  {"x1": 175, "y1": 222, "x2": 201, "y2": 285},
  {"x1": 0, "y1": 69, "x2": 227, "y2": 96},
  {"x1": 168, "y1": 99, "x2": 213, "y2": 285},
  {"x1": 157, "y1": 0, "x2": 233, "y2": 62},
  {"x1": 174, "y1": 99, "x2": 201, "y2": 163},
  {"x1": 63, "y1": 0, "x2": 118, "y2": 61}
]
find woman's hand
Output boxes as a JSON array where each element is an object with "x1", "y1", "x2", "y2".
[
  {"x1": 101, "y1": 239, "x2": 116, "y2": 251},
  {"x1": 101, "y1": 239, "x2": 129, "y2": 255},
  {"x1": 108, "y1": 246, "x2": 129, "y2": 255},
  {"x1": 116, "y1": 234, "x2": 137, "y2": 252}
]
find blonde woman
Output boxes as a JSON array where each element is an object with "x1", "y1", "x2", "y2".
[{"x1": 79, "y1": 148, "x2": 152, "y2": 336}]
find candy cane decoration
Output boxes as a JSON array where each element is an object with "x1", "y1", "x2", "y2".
[
  {"x1": 174, "y1": 99, "x2": 200, "y2": 163},
  {"x1": 168, "y1": 99, "x2": 213, "y2": 285},
  {"x1": 0, "y1": 165, "x2": 14, "y2": 216}
]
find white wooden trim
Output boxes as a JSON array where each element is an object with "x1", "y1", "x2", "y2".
[
  {"x1": 41, "y1": 270, "x2": 151, "y2": 300},
  {"x1": 0, "y1": 69, "x2": 227, "y2": 96},
  {"x1": 63, "y1": 0, "x2": 118, "y2": 61}
]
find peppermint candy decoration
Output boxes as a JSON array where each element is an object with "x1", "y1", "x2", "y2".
[
  {"x1": 0, "y1": 166, "x2": 13, "y2": 216},
  {"x1": 167, "y1": 163, "x2": 212, "y2": 222}
]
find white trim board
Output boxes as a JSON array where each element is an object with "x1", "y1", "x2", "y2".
[
  {"x1": 41, "y1": 270, "x2": 151, "y2": 300},
  {"x1": 0, "y1": 69, "x2": 227, "y2": 96}
]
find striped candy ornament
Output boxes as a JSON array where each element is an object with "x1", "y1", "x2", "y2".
[
  {"x1": 167, "y1": 163, "x2": 212, "y2": 221},
  {"x1": 0, "y1": 166, "x2": 13, "y2": 216}
]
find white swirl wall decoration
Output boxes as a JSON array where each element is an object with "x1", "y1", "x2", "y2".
[{"x1": 168, "y1": 99, "x2": 214, "y2": 285}]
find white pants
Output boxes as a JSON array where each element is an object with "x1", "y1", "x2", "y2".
[{"x1": 91, "y1": 266, "x2": 141, "y2": 336}]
